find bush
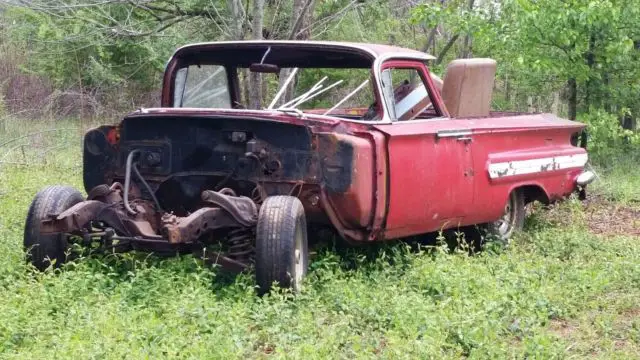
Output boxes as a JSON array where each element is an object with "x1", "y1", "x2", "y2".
[{"x1": 580, "y1": 109, "x2": 640, "y2": 161}]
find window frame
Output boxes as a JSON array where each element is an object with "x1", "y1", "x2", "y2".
[{"x1": 379, "y1": 60, "x2": 449, "y2": 122}]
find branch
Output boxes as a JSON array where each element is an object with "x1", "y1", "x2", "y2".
[
  {"x1": 436, "y1": 34, "x2": 459, "y2": 65},
  {"x1": 288, "y1": 0, "x2": 314, "y2": 40},
  {"x1": 298, "y1": 0, "x2": 360, "y2": 39},
  {"x1": 531, "y1": 22, "x2": 572, "y2": 55},
  {"x1": 110, "y1": 15, "x2": 188, "y2": 37},
  {"x1": 19, "y1": 0, "x2": 232, "y2": 38},
  {"x1": 127, "y1": 1, "x2": 163, "y2": 21}
]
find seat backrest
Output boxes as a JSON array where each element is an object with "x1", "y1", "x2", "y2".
[{"x1": 441, "y1": 58, "x2": 496, "y2": 118}]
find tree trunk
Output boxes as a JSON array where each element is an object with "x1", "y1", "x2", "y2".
[
  {"x1": 504, "y1": 72, "x2": 511, "y2": 105},
  {"x1": 276, "y1": 0, "x2": 317, "y2": 106},
  {"x1": 249, "y1": 0, "x2": 265, "y2": 109},
  {"x1": 241, "y1": 69, "x2": 250, "y2": 106},
  {"x1": 603, "y1": 71, "x2": 611, "y2": 113},
  {"x1": 289, "y1": 0, "x2": 316, "y2": 40},
  {"x1": 460, "y1": 36, "x2": 472, "y2": 58},
  {"x1": 459, "y1": 0, "x2": 475, "y2": 58},
  {"x1": 436, "y1": 34, "x2": 459, "y2": 65},
  {"x1": 567, "y1": 77, "x2": 577, "y2": 120},
  {"x1": 227, "y1": 0, "x2": 245, "y2": 40},
  {"x1": 421, "y1": 26, "x2": 438, "y2": 53},
  {"x1": 527, "y1": 96, "x2": 534, "y2": 113},
  {"x1": 551, "y1": 92, "x2": 560, "y2": 115},
  {"x1": 584, "y1": 33, "x2": 596, "y2": 109}
]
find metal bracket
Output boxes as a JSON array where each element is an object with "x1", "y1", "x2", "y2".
[{"x1": 201, "y1": 190, "x2": 258, "y2": 227}]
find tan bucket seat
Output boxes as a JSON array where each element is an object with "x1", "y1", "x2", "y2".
[{"x1": 441, "y1": 58, "x2": 497, "y2": 118}]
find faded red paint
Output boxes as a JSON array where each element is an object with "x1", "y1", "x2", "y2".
[
  {"x1": 136, "y1": 41, "x2": 588, "y2": 243},
  {"x1": 370, "y1": 116, "x2": 585, "y2": 239}
]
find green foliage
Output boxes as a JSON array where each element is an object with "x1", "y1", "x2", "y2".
[
  {"x1": 6, "y1": 6, "x2": 183, "y2": 91},
  {"x1": 498, "y1": 0, "x2": 640, "y2": 108},
  {"x1": 0, "y1": 2, "x2": 638, "y2": 356},
  {"x1": 592, "y1": 155, "x2": 640, "y2": 204},
  {"x1": 411, "y1": 0, "x2": 640, "y2": 122},
  {"x1": 581, "y1": 109, "x2": 640, "y2": 160},
  {"x1": 410, "y1": 0, "x2": 489, "y2": 38}
]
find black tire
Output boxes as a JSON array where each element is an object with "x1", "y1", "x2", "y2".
[
  {"x1": 24, "y1": 185, "x2": 84, "y2": 271},
  {"x1": 483, "y1": 189, "x2": 525, "y2": 246},
  {"x1": 255, "y1": 196, "x2": 308, "y2": 295}
]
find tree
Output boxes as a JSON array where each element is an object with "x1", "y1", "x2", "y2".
[
  {"x1": 12, "y1": 0, "x2": 367, "y2": 109},
  {"x1": 496, "y1": 0, "x2": 640, "y2": 120},
  {"x1": 411, "y1": 0, "x2": 640, "y2": 123}
]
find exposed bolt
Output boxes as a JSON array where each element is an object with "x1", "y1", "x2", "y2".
[{"x1": 145, "y1": 152, "x2": 162, "y2": 167}]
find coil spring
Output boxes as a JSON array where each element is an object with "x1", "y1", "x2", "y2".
[{"x1": 227, "y1": 228, "x2": 254, "y2": 262}]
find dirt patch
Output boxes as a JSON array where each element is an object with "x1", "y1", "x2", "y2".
[
  {"x1": 620, "y1": 308, "x2": 640, "y2": 317},
  {"x1": 583, "y1": 194, "x2": 640, "y2": 237},
  {"x1": 549, "y1": 319, "x2": 578, "y2": 339}
]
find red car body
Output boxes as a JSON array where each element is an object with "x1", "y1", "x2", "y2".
[
  {"x1": 146, "y1": 41, "x2": 589, "y2": 242},
  {"x1": 25, "y1": 41, "x2": 593, "y2": 292}
]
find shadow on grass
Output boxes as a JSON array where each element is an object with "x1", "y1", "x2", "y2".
[{"x1": 38, "y1": 224, "x2": 508, "y2": 300}]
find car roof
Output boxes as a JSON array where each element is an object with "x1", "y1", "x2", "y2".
[{"x1": 172, "y1": 40, "x2": 436, "y2": 62}]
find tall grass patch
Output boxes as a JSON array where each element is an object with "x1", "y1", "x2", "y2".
[{"x1": 0, "y1": 119, "x2": 639, "y2": 358}]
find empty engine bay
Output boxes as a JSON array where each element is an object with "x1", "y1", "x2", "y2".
[{"x1": 84, "y1": 116, "x2": 324, "y2": 215}]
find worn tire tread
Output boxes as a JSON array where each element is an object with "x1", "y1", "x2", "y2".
[
  {"x1": 255, "y1": 196, "x2": 307, "y2": 295},
  {"x1": 24, "y1": 185, "x2": 84, "y2": 271}
]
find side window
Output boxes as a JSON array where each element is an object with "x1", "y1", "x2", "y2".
[
  {"x1": 380, "y1": 67, "x2": 439, "y2": 121},
  {"x1": 174, "y1": 65, "x2": 231, "y2": 108}
]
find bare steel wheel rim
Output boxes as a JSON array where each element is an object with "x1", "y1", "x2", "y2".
[
  {"x1": 493, "y1": 192, "x2": 517, "y2": 238},
  {"x1": 293, "y1": 223, "x2": 304, "y2": 291}
]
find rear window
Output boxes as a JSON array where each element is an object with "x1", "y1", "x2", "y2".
[
  {"x1": 172, "y1": 65, "x2": 377, "y2": 120},
  {"x1": 174, "y1": 65, "x2": 231, "y2": 108}
]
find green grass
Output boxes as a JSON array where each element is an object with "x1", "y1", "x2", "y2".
[
  {"x1": 592, "y1": 156, "x2": 640, "y2": 205},
  {"x1": 1, "y1": 119, "x2": 639, "y2": 359}
]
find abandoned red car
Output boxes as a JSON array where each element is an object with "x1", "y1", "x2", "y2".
[{"x1": 24, "y1": 41, "x2": 594, "y2": 293}]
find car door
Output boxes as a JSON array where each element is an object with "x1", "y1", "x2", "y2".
[{"x1": 374, "y1": 60, "x2": 475, "y2": 239}]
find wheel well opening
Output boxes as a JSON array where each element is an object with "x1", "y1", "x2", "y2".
[{"x1": 518, "y1": 185, "x2": 550, "y2": 205}]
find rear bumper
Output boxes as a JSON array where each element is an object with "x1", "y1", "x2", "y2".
[{"x1": 576, "y1": 170, "x2": 596, "y2": 186}]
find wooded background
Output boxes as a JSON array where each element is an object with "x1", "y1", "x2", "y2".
[{"x1": 1, "y1": 0, "x2": 639, "y2": 156}]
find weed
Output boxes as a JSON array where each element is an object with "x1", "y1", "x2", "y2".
[{"x1": 0, "y1": 119, "x2": 639, "y2": 358}]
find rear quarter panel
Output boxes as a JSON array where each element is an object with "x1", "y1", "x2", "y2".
[
  {"x1": 463, "y1": 114, "x2": 587, "y2": 226},
  {"x1": 373, "y1": 113, "x2": 586, "y2": 239}
]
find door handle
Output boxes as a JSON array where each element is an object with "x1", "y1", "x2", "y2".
[
  {"x1": 437, "y1": 129, "x2": 472, "y2": 138},
  {"x1": 457, "y1": 136, "x2": 473, "y2": 143}
]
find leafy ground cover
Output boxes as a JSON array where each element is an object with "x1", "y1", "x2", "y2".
[{"x1": 0, "y1": 120, "x2": 638, "y2": 359}]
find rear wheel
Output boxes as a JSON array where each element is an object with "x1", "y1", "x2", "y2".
[
  {"x1": 255, "y1": 196, "x2": 308, "y2": 295},
  {"x1": 483, "y1": 190, "x2": 525, "y2": 246},
  {"x1": 24, "y1": 186, "x2": 84, "y2": 271}
]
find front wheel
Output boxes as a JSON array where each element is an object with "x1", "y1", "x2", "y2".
[
  {"x1": 255, "y1": 196, "x2": 308, "y2": 295},
  {"x1": 24, "y1": 185, "x2": 84, "y2": 271}
]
